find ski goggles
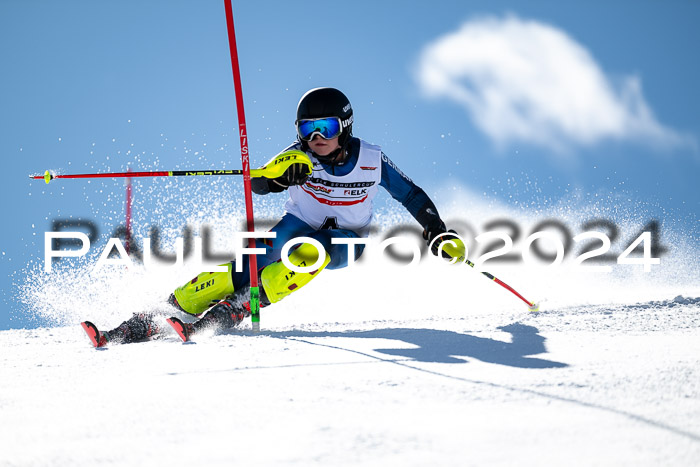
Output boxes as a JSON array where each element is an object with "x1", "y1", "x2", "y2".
[{"x1": 296, "y1": 117, "x2": 343, "y2": 141}]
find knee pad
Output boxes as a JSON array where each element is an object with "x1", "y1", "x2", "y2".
[
  {"x1": 172, "y1": 264, "x2": 235, "y2": 315},
  {"x1": 261, "y1": 242, "x2": 331, "y2": 304}
]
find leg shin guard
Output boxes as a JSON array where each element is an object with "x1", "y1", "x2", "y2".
[
  {"x1": 172, "y1": 264, "x2": 235, "y2": 316},
  {"x1": 260, "y1": 242, "x2": 331, "y2": 304}
]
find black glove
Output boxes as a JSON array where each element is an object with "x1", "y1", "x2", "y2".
[
  {"x1": 423, "y1": 221, "x2": 461, "y2": 258},
  {"x1": 271, "y1": 163, "x2": 310, "y2": 190}
]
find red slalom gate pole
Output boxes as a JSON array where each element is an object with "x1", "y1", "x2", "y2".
[
  {"x1": 125, "y1": 169, "x2": 133, "y2": 255},
  {"x1": 224, "y1": 0, "x2": 261, "y2": 331}
]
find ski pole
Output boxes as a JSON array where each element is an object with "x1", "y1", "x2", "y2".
[
  {"x1": 31, "y1": 169, "x2": 245, "y2": 184},
  {"x1": 436, "y1": 237, "x2": 539, "y2": 311},
  {"x1": 29, "y1": 151, "x2": 313, "y2": 185},
  {"x1": 465, "y1": 259, "x2": 539, "y2": 311}
]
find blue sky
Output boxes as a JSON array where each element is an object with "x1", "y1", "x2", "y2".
[{"x1": 1, "y1": 1, "x2": 698, "y2": 330}]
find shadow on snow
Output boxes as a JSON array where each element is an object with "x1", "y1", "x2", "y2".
[{"x1": 264, "y1": 322, "x2": 568, "y2": 369}]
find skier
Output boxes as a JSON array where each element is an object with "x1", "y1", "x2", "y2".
[{"x1": 81, "y1": 87, "x2": 465, "y2": 347}]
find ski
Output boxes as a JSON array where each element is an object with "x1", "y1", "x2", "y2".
[
  {"x1": 166, "y1": 317, "x2": 192, "y2": 343},
  {"x1": 81, "y1": 321, "x2": 107, "y2": 348}
]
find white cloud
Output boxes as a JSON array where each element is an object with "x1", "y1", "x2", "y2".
[{"x1": 415, "y1": 14, "x2": 693, "y2": 153}]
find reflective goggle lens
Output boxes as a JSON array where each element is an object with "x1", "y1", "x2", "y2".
[{"x1": 296, "y1": 117, "x2": 342, "y2": 141}]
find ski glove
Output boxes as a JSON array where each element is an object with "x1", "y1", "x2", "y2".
[
  {"x1": 423, "y1": 221, "x2": 466, "y2": 260},
  {"x1": 270, "y1": 163, "x2": 310, "y2": 191}
]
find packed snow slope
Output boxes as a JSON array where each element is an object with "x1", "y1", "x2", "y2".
[
  {"x1": 1, "y1": 291, "x2": 699, "y2": 466},
  {"x1": 4, "y1": 185, "x2": 700, "y2": 466}
]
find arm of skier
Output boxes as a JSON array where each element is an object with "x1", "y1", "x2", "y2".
[{"x1": 380, "y1": 152, "x2": 465, "y2": 259}]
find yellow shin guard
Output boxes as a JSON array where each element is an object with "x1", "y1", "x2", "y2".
[
  {"x1": 173, "y1": 264, "x2": 235, "y2": 315},
  {"x1": 261, "y1": 243, "x2": 331, "y2": 304}
]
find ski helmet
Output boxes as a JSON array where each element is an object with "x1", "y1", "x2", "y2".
[{"x1": 296, "y1": 87, "x2": 353, "y2": 157}]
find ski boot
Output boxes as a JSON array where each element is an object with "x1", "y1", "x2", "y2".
[
  {"x1": 84, "y1": 313, "x2": 161, "y2": 346},
  {"x1": 167, "y1": 298, "x2": 251, "y2": 342}
]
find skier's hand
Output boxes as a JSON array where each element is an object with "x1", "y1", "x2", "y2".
[
  {"x1": 283, "y1": 163, "x2": 311, "y2": 186},
  {"x1": 423, "y1": 222, "x2": 466, "y2": 260},
  {"x1": 272, "y1": 163, "x2": 310, "y2": 190}
]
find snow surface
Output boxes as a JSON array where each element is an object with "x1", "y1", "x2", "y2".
[
  {"x1": 2, "y1": 291, "x2": 699, "y2": 466},
  {"x1": 4, "y1": 185, "x2": 700, "y2": 466}
]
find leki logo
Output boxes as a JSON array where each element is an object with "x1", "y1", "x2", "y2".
[
  {"x1": 195, "y1": 278, "x2": 215, "y2": 292},
  {"x1": 272, "y1": 154, "x2": 299, "y2": 165},
  {"x1": 360, "y1": 166, "x2": 377, "y2": 171}
]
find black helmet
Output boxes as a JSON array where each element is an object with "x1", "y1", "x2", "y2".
[{"x1": 296, "y1": 87, "x2": 353, "y2": 158}]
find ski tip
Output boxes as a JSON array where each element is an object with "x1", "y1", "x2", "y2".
[
  {"x1": 166, "y1": 317, "x2": 190, "y2": 343},
  {"x1": 528, "y1": 302, "x2": 540, "y2": 312},
  {"x1": 81, "y1": 321, "x2": 107, "y2": 348}
]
